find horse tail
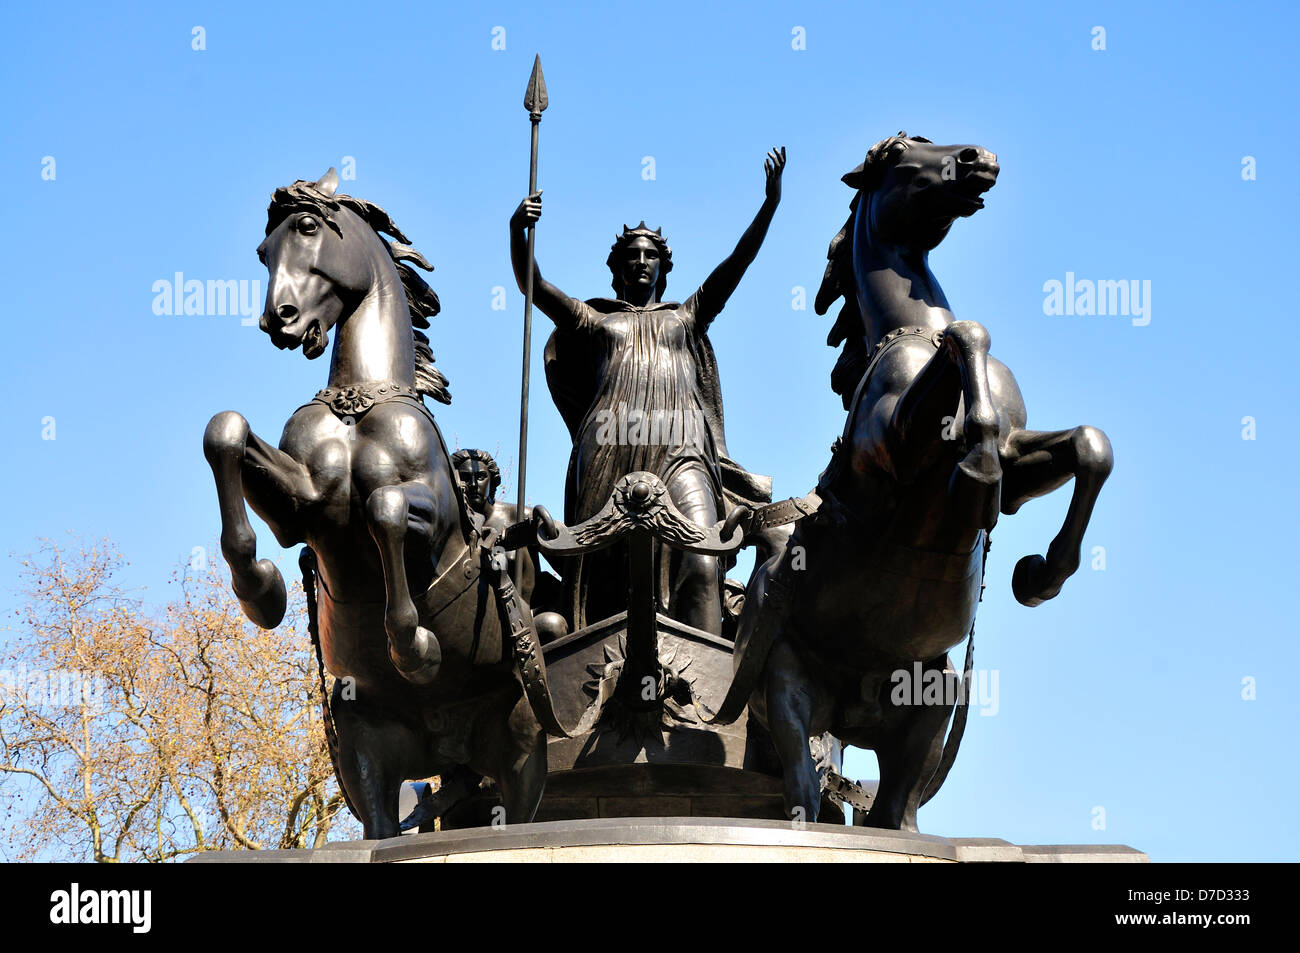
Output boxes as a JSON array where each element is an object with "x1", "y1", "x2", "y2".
[{"x1": 816, "y1": 193, "x2": 869, "y2": 410}]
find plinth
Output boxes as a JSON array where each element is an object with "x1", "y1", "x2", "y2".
[{"x1": 189, "y1": 817, "x2": 1148, "y2": 863}]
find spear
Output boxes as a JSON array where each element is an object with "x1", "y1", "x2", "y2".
[{"x1": 516, "y1": 54, "x2": 547, "y2": 588}]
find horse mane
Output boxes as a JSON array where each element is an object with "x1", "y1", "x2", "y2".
[
  {"x1": 266, "y1": 181, "x2": 451, "y2": 405},
  {"x1": 814, "y1": 132, "x2": 931, "y2": 410}
]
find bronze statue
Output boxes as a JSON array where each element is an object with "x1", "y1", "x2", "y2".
[
  {"x1": 451, "y1": 448, "x2": 567, "y2": 644},
  {"x1": 203, "y1": 171, "x2": 567, "y2": 838},
  {"x1": 509, "y1": 149, "x2": 783, "y2": 634},
  {"x1": 201, "y1": 75, "x2": 1119, "y2": 838},
  {"x1": 452, "y1": 448, "x2": 530, "y2": 585},
  {"x1": 713, "y1": 134, "x2": 1113, "y2": 829}
]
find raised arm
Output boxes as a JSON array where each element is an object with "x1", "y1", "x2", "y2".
[
  {"x1": 510, "y1": 191, "x2": 586, "y2": 329},
  {"x1": 692, "y1": 147, "x2": 786, "y2": 324}
]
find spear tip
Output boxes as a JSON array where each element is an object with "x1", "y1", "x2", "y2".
[{"x1": 524, "y1": 54, "x2": 548, "y2": 115}]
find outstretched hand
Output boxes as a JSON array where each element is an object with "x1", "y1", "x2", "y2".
[{"x1": 764, "y1": 146, "x2": 787, "y2": 201}]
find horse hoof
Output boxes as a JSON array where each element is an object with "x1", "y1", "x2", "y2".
[
  {"x1": 390, "y1": 626, "x2": 442, "y2": 685},
  {"x1": 1012, "y1": 554, "x2": 1050, "y2": 607},
  {"x1": 234, "y1": 559, "x2": 287, "y2": 629}
]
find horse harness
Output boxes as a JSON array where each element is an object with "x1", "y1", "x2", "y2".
[
  {"x1": 309, "y1": 380, "x2": 431, "y2": 423},
  {"x1": 297, "y1": 359, "x2": 978, "y2": 816},
  {"x1": 298, "y1": 378, "x2": 573, "y2": 803},
  {"x1": 840, "y1": 325, "x2": 947, "y2": 453}
]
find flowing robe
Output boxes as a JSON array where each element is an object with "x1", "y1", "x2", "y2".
[{"x1": 544, "y1": 294, "x2": 772, "y2": 628}]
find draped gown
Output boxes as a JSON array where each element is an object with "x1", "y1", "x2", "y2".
[{"x1": 544, "y1": 291, "x2": 770, "y2": 629}]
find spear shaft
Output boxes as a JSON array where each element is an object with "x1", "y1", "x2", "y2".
[{"x1": 516, "y1": 55, "x2": 547, "y2": 588}]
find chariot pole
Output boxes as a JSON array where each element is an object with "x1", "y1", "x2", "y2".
[{"x1": 515, "y1": 54, "x2": 548, "y2": 588}]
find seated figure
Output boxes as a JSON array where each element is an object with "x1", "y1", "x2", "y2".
[{"x1": 451, "y1": 448, "x2": 566, "y2": 643}]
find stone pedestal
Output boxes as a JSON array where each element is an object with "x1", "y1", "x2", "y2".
[{"x1": 188, "y1": 817, "x2": 1148, "y2": 864}]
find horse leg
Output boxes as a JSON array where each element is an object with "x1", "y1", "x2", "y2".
[
  {"x1": 486, "y1": 694, "x2": 548, "y2": 826},
  {"x1": 940, "y1": 321, "x2": 1003, "y2": 531},
  {"x1": 331, "y1": 696, "x2": 419, "y2": 840},
  {"x1": 240, "y1": 428, "x2": 319, "y2": 548},
  {"x1": 763, "y1": 638, "x2": 826, "y2": 824},
  {"x1": 867, "y1": 654, "x2": 953, "y2": 831},
  {"x1": 877, "y1": 322, "x2": 1002, "y2": 532},
  {"x1": 1002, "y1": 426, "x2": 1114, "y2": 606},
  {"x1": 365, "y1": 483, "x2": 442, "y2": 685},
  {"x1": 202, "y1": 411, "x2": 299, "y2": 628}
]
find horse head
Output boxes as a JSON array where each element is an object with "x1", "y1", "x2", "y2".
[
  {"x1": 256, "y1": 169, "x2": 367, "y2": 358},
  {"x1": 816, "y1": 133, "x2": 999, "y2": 405},
  {"x1": 843, "y1": 132, "x2": 999, "y2": 254},
  {"x1": 254, "y1": 170, "x2": 449, "y2": 402}
]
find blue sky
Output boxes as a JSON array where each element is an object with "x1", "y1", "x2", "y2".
[{"x1": 2, "y1": 1, "x2": 1297, "y2": 861}]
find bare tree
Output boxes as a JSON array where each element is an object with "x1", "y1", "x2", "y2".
[{"x1": 0, "y1": 537, "x2": 360, "y2": 861}]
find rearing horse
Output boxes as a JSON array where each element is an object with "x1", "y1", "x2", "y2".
[
  {"x1": 733, "y1": 134, "x2": 1113, "y2": 829},
  {"x1": 203, "y1": 170, "x2": 549, "y2": 837}
]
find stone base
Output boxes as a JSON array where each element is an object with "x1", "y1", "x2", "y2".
[{"x1": 188, "y1": 817, "x2": 1148, "y2": 864}]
